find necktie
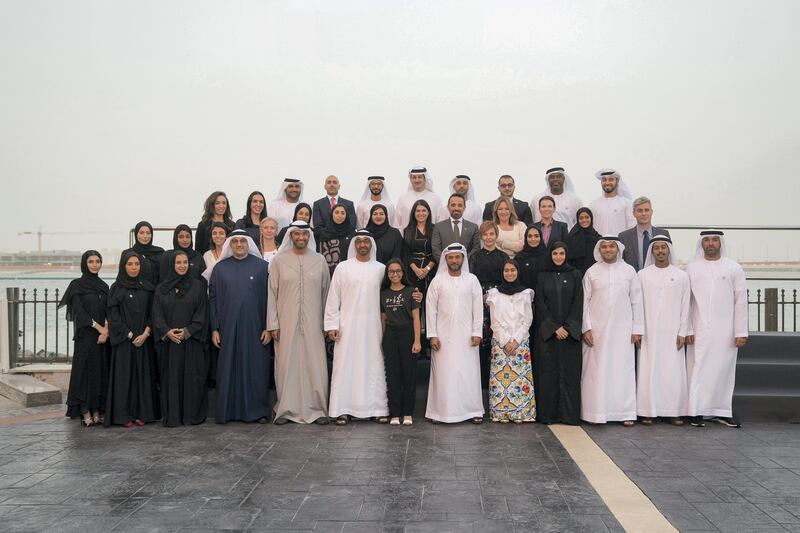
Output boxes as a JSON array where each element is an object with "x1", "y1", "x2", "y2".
[
  {"x1": 329, "y1": 196, "x2": 336, "y2": 209},
  {"x1": 453, "y1": 219, "x2": 461, "y2": 241},
  {"x1": 642, "y1": 230, "x2": 650, "y2": 269}
]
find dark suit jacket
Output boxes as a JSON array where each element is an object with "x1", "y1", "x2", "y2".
[
  {"x1": 482, "y1": 197, "x2": 533, "y2": 226},
  {"x1": 619, "y1": 226, "x2": 671, "y2": 271},
  {"x1": 312, "y1": 196, "x2": 357, "y2": 231},
  {"x1": 431, "y1": 218, "x2": 481, "y2": 259},
  {"x1": 532, "y1": 220, "x2": 569, "y2": 249}
]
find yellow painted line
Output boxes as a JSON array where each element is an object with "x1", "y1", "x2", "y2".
[{"x1": 549, "y1": 425, "x2": 677, "y2": 533}]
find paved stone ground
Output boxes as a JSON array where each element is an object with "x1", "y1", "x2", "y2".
[
  {"x1": 586, "y1": 420, "x2": 800, "y2": 532},
  {"x1": 0, "y1": 415, "x2": 625, "y2": 533}
]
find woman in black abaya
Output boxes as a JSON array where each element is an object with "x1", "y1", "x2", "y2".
[
  {"x1": 59, "y1": 250, "x2": 110, "y2": 427},
  {"x1": 565, "y1": 207, "x2": 601, "y2": 275},
  {"x1": 160, "y1": 225, "x2": 207, "y2": 281},
  {"x1": 152, "y1": 251, "x2": 210, "y2": 426},
  {"x1": 317, "y1": 204, "x2": 356, "y2": 276},
  {"x1": 104, "y1": 251, "x2": 161, "y2": 427},
  {"x1": 121, "y1": 221, "x2": 164, "y2": 285},
  {"x1": 366, "y1": 204, "x2": 404, "y2": 264},
  {"x1": 534, "y1": 242, "x2": 584, "y2": 425},
  {"x1": 515, "y1": 226, "x2": 547, "y2": 290},
  {"x1": 276, "y1": 202, "x2": 313, "y2": 245}
]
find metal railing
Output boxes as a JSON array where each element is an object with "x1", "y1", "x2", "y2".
[{"x1": 5, "y1": 287, "x2": 72, "y2": 368}]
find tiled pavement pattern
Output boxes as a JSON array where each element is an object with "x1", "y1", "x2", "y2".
[
  {"x1": 0, "y1": 418, "x2": 624, "y2": 533},
  {"x1": 586, "y1": 421, "x2": 800, "y2": 532}
]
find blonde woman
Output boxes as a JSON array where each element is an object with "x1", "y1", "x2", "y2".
[
  {"x1": 492, "y1": 197, "x2": 526, "y2": 258},
  {"x1": 259, "y1": 217, "x2": 279, "y2": 265}
]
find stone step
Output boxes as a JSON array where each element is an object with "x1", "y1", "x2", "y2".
[{"x1": 0, "y1": 373, "x2": 62, "y2": 407}]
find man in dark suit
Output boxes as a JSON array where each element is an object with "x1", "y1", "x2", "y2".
[
  {"x1": 312, "y1": 175, "x2": 357, "y2": 231},
  {"x1": 432, "y1": 194, "x2": 481, "y2": 259},
  {"x1": 482, "y1": 175, "x2": 533, "y2": 225},
  {"x1": 532, "y1": 195, "x2": 568, "y2": 249},
  {"x1": 618, "y1": 196, "x2": 671, "y2": 271}
]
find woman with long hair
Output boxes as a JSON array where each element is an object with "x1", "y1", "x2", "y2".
[
  {"x1": 493, "y1": 197, "x2": 526, "y2": 258},
  {"x1": 104, "y1": 251, "x2": 160, "y2": 427},
  {"x1": 195, "y1": 191, "x2": 234, "y2": 254},
  {"x1": 59, "y1": 250, "x2": 110, "y2": 427},
  {"x1": 201, "y1": 222, "x2": 230, "y2": 281},
  {"x1": 234, "y1": 191, "x2": 268, "y2": 245}
]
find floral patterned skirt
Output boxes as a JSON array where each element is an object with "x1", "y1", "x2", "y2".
[{"x1": 489, "y1": 337, "x2": 536, "y2": 422}]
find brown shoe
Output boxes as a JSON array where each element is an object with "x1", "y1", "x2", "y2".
[
  {"x1": 670, "y1": 417, "x2": 685, "y2": 426},
  {"x1": 622, "y1": 420, "x2": 635, "y2": 427},
  {"x1": 641, "y1": 417, "x2": 653, "y2": 426}
]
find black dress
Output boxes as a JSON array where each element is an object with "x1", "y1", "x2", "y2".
[
  {"x1": 534, "y1": 268, "x2": 584, "y2": 425},
  {"x1": 234, "y1": 217, "x2": 262, "y2": 248},
  {"x1": 152, "y1": 278, "x2": 209, "y2": 426},
  {"x1": 195, "y1": 219, "x2": 234, "y2": 255},
  {"x1": 64, "y1": 286, "x2": 109, "y2": 419},
  {"x1": 372, "y1": 227, "x2": 405, "y2": 265},
  {"x1": 104, "y1": 280, "x2": 160, "y2": 426},
  {"x1": 160, "y1": 225, "x2": 207, "y2": 282}
]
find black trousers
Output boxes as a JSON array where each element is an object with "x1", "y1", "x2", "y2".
[{"x1": 382, "y1": 325, "x2": 417, "y2": 417}]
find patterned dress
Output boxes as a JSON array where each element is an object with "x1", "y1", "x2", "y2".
[{"x1": 486, "y1": 288, "x2": 536, "y2": 422}]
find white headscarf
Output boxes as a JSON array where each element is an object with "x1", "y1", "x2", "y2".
[
  {"x1": 408, "y1": 166, "x2": 434, "y2": 192},
  {"x1": 434, "y1": 243, "x2": 470, "y2": 278},
  {"x1": 359, "y1": 176, "x2": 392, "y2": 203},
  {"x1": 594, "y1": 168, "x2": 633, "y2": 200},
  {"x1": 273, "y1": 178, "x2": 304, "y2": 202},
  {"x1": 592, "y1": 235, "x2": 626, "y2": 264},
  {"x1": 346, "y1": 229, "x2": 378, "y2": 262},
  {"x1": 275, "y1": 221, "x2": 317, "y2": 258},
  {"x1": 448, "y1": 175, "x2": 476, "y2": 203},
  {"x1": 203, "y1": 230, "x2": 262, "y2": 280},
  {"x1": 544, "y1": 167, "x2": 577, "y2": 195},
  {"x1": 693, "y1": 230, "x2": 729, "y2": 260},
  {"x1": 643, "y1": 235, "x2": 677, "y2": 268}
]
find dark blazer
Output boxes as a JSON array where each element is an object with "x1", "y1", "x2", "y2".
[
  {"x1": 619, "y1": 226, "x2": 671, "y2": 271},
  {"x1": 431, "y1": 218, "x2": 481, "y2": 259},
  {"x1": 532, "y1": 220, "x2": 569, "y2": 249},
  {"x1": 312, "y1": 196, "x2": 357, "y2": 232},
  {"x1": 482, "y1": 197, "x2": 533, "y2": 226}
]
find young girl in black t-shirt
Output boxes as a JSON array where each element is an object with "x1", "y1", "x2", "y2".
[{"x1": 379, "y1": 258, "x2": 422, "y2": 426}]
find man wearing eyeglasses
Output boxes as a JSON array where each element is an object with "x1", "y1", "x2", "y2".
[{"x1": 482, "y1": 175, "x2": 533, "y2": 225}]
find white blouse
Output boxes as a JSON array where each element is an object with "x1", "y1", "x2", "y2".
[
  {"x1": 486, "y1": 288, "x2": 534, "y2": 345},
  {"x1": 495, "y1": 221, "x2": 527, "y2": 258}
]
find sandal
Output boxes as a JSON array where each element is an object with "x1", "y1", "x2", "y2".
[
  {"x1": 376, "y1": 417, "x2": 389, "y2": 424},
  {"x1": 335, "y1": 415, "x2": 349, "y2": 426},
  {"x1": 92, "y1": 412, "x2": 101, "y2": 425},
  {"x1": 389, "y1": 417, "x2": 400, "y2": 426},
  {"x1": 81, "y1": 413, "x2": 94, "y2": 428},
  {"x1": 622, "y1": 420, "x2": 635, "y2": 427},
  {"x1": 471, "y1": 417, "x2": 484, "y2": 424},
  {"x1": 402, "y1": 417, "x2": 413, "y2": 426},
  {"x1": 641, "y1": 417, "x2": 653, "y2": 426}
]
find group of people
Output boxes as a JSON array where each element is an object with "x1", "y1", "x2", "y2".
[{"x1": 59, "y1": 166, "x2": 749, "y2": 429}]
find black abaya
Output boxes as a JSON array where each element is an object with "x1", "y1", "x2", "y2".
[
  {"x1": 534, "y1": 269, "x2": 584, "y2": 424},
  {"x1": 152, "y1": 278, "x2": 209, "y2": 426}
]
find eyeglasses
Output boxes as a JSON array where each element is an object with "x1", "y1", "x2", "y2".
[{"x1": 387, "y1": 269, "x2": 403, "y2": 274}]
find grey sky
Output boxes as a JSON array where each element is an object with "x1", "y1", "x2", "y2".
[{"x1": 1, "y1": 0, "x2": 798, "y2": 262}]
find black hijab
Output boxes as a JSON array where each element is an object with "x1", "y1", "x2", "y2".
[
  {"x1": 366, "y1": 204, "x2": 391, "y2": 240},
  {"x1": 542, "y1": 242, "x2": 576, "y2": 273},
  {"x1": 565, "y1": 207, "x2": 601, "y2": 261},
  {"x1": 115, "y1": 251, "x2": 155, "y2": 292},
  {"x1": 319, "y1": 204, "x2": 355, "y2": 241},
  {"x1": 58, "y1": 250, "x2": 110, "y2": 320},
  {"x1": 515, "y1": 226, "x2": 547, "y2": 263},
  {"x1": 497, "y1": 259, "x2": 527, "y2": 295},
  {"x1": 172, "y1": 224, "x2": 199, "y2": 259},
  {"x1": 158, "y1": 250, "x2": 193, "y2": 296},
  {"x1": 131, "y1": 221, "x2": 164, "y2": 257},
  {"x1": 292, "y1": 202, "x2": 313, "y2": 223}
]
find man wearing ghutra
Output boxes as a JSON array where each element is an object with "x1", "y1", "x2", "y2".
[
  {"x1": 588, "y1": 169, "x2": 636, "y2": 236},
  {"x1": 268, "y1": 221, "x2": 332, "y2": 425},
  {"x1": 269, "y1": 178, "x2": 304, "y2": 231},
  {"x1": 685, "y1": 230, "x2": 748, "y2": 428},
  {"x1": 635, "y1": 236, "x2": 690, "y2": 426},
  {"x1": 394, "y1": 166, "x2": 444, "y2": 229},
  {"x1": 425, "y1": 243, "x2": 485, "y2": 424},
  {"x1": 357, "y1": 176, "x2": 395, "y2": 228},
  {"x1": 531, "y1": 167, "x2": 584, "y2": 229},
  {"x1": 439, "y1": 175, "x2": 482, "y2": 225},
  {"x1": 324, "y1": 230, "x2": 389, "y2": 424},
  {"x1": 581, "y1": 236, "x2": 643, "y2": 426},
  {"x1": 210, "y1": 229, "x2": 272, "y2": 424}
]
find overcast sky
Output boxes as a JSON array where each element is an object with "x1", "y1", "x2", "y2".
[{"x1": 1, "y1": 0, "x2": 798, "y2": 262}]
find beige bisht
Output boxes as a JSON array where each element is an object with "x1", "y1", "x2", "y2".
[{"x1": 267, "y1": 222, "x2": 331, "y2": 424}]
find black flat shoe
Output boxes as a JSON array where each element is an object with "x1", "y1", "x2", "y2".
[
  {"x1": 273, "y1": 417, "x2": 289, "y2": 425},
  {"x1": 315, "y1": 417, "x2": 330, "y2": 425}
]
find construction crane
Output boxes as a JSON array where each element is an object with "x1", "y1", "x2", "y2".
[{"x1": 17, "y1": 227, "x2": 122, "y2": 252}]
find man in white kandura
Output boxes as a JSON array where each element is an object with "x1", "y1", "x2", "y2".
[
  {"x1": 636, "y1": 236, "x2": 690, "y2": 426},
  {"x1": 588, "y1": 169, "x2": 636, "y2": 236},
  {"x1": 267, "y1": 221, "x2": 332, "y2": 425},
  {"x1": 394, "y1": 166, "x2": 444, "y2": 229},
  {"x1": 357, "y1": 176, "x2": 395, "y2": 229},
  {"x1": 439, "y1": 175, "x2": 482, "y2": 225},
  {"x1": 324, "y1": 229, "x2": 389, "y2": 425},
  {"x1": 581, "y1": 236, "x2": 643, "y2": 426},
  {"x1": 686, "y1": 230, "x2": 748, "y2": 428},
  {"x1": 532, "y1": 167, "x2": 583, "y2": 229},
  {"x1": 269, "y1": 178, "x2": 304, "y2": 231},
  {"x1": 426, "y1": 243, "x2": 485, "y2": 424}
]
